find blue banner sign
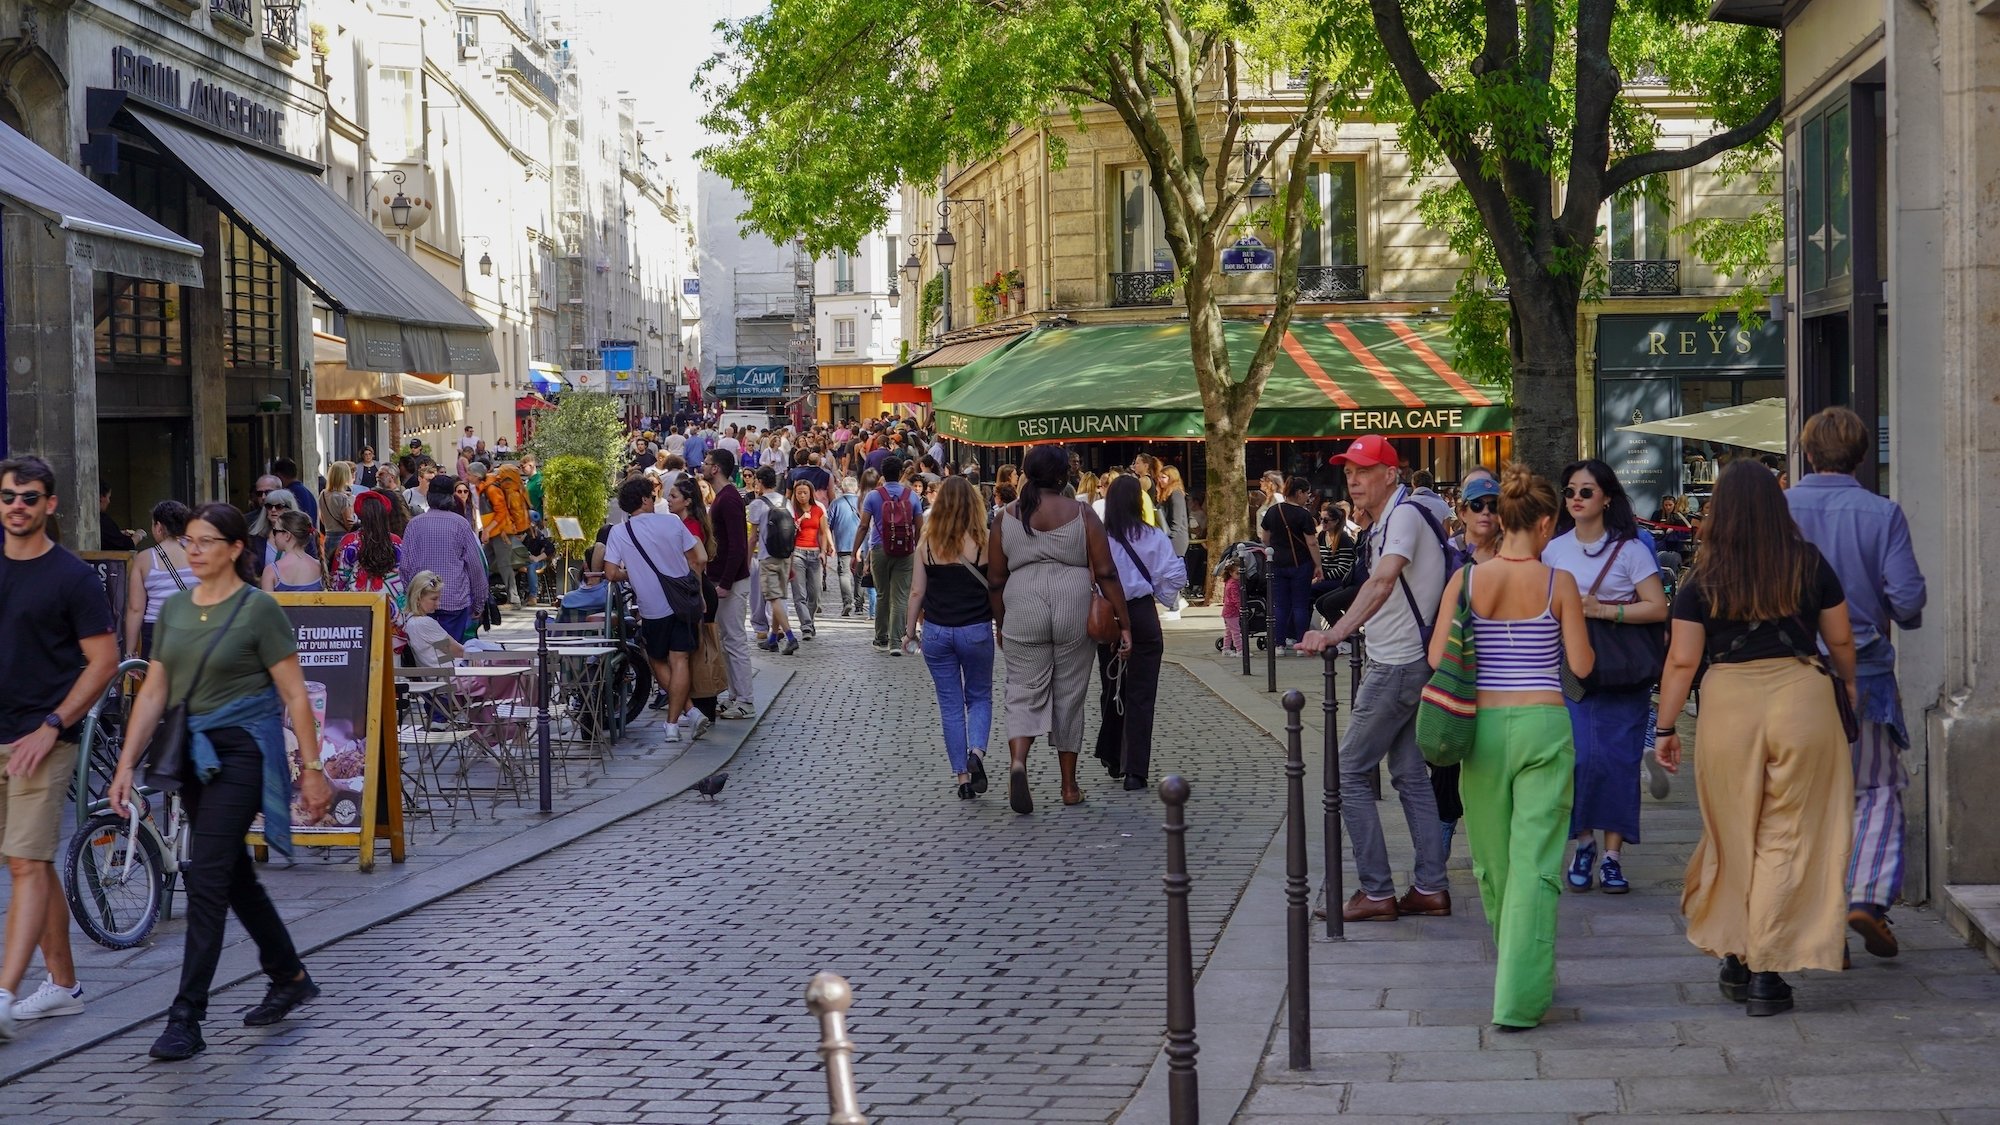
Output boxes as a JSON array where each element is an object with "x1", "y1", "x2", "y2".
[
  {"x1": 713, "y1": 365, "x2": 787, "y2": 397},
  {"x1": 1221, "y1": 236, "x2": 1275, "y2": 273}
]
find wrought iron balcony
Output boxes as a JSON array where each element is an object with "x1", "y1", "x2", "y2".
[
  {"x1": 1609, "y1": 258, "x2": 1681, "y2": 297},
  {"x1": 503, "y1": 47, "x2": 561, "y2": 106},
  {"x1": 262, "y1": 4, "x2": 300, "y2": 51},
  {"x1": 834, "y1": 279, "x2": 855, "y2": 293},
  {"x1": 210, "y1": 0, "x2": 252, "y2": 28},
  {"x1": 1110, "y1": 270, "x2": 1174, "y2": 307},
  {"x1": 1298, "y1": 264, "x2": 1369, "y2": 301}
]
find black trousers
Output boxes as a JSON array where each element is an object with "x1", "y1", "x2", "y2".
[
  {"x1": 173, "y1": 727, "x2": 305, "y2": 1023},
  {"x1": 1095, "y1": 596, "x2": 1165, "y2": 781}
]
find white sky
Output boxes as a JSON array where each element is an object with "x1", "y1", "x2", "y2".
[{"x1": 591, "y1": 0, "x2": 764, "y2": 194}]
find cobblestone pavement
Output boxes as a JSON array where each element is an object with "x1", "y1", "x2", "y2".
[
  {"x1": 1222, "y1": 646, "x2": 2000, "y2": 1124},
  {"x1": 0, "y1": 613, "x2": 1287, "y2": 1123}
]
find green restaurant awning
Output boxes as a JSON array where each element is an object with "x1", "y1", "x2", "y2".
[
  {"x1": 932, "y1": 319, "x2": 1511, "y2": 445},
  {"x1": 881, "y1": 332, "x2": 1029, "y2": 404}
]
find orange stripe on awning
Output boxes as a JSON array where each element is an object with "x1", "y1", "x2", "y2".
[
  {"x1": 1326, "y1": 323, "x2": 1426, "y2": 409},
  {"x1": 1387, "y1": 320, "x2": 1494, "y2": 406},
  {"x1": 1282, "y1": 330, "x2": 1358, "y2": 409}
]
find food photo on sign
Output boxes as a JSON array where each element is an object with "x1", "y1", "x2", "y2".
[{"x1": 276, "y1": 604, "x2": 381, "y2": 831}]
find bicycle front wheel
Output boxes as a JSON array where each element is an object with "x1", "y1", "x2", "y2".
[{"x1": 63, "y1": 814, "x2": 167, "y2": 950}]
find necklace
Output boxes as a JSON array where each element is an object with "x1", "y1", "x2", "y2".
[
  {"x1": 197, "y1": 583, "x2": 242, "y2": 622},
  {"x1": 1575, "y1": 532, "x2": 1611, "y2": 558},
  {"x1": 1497, "y1": 553, "x2": 1538, "y2": 563}
]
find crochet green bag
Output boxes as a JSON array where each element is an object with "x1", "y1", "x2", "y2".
[{"x1": 1417, "y1": 564, "x2": 1478, "y2": 767}]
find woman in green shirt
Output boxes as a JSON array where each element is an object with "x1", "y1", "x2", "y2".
[{"x1": 110, "y1": 503, "x2": 332, "y2": 1062}]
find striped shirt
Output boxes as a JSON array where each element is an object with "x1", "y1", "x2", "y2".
[{"x1": 1468, "y1": 568, "x2": 1563, "y2": 693}]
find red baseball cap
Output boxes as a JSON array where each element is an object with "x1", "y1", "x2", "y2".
[{"x1": 1327, "y1": 434, "x2": 1401, "y2": 469}]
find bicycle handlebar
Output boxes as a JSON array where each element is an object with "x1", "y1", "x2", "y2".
[{"x1": 73, "y1": 658, "x2": 153, "y2": 811}]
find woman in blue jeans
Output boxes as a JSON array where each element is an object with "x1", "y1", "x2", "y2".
[
  {"x1": 904, "y1": 476, "x2": 995, "y2": 800},
  {"x1": 1260, "y1": 476, "x2": 1322, "y2": 653}
]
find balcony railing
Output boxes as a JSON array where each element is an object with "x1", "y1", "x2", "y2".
[
  {"x1": 262, "y1": 4, "x2": 300, "y2": 51},
  {"x1": 1298, "y1": 264, "x2": 1369, "y2": 301},
  {"x1": 1110, "y1": 270, "x2": 1174, "y2": 307},
  {"x1": 1609, "y1": 258, "x2": 1681, "y2": 297},
  {"x1": 503, "y1": 46, "x2": 561, "y2": 106},
  {"x1": 210, "y1": 0, "x2": 252, "y2": 28},
  {"x1": 834, "y1": 279, "x2": 855, "y2": 293}
]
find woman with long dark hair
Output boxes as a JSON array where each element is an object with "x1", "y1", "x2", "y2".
[
  {"x1": 332, "y1": 491, "x2": 409, "y2": 648},
  {"x1": 989, "y1": 445, "x2": 1130, "y2": 813},
  {"x1": 1097, "y1": 475, "x2": 1186, "y2": 791},
  {"x1": 109, "y1": 503, "x2": 330, "y2": 1059},
  {"x1": 1656, "y1": 461, "x2": 1855, "y2": 1015},
  {"x1": 1542, "y1": 458, "x2": 1671, "y2": 894},
  {"x1": 904, "y1": 476, "x2": 996, "y2": 800}
]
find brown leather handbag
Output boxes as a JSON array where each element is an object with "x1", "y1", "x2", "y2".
[{"x1": 1088, "y1": 584, "x2": 1122, "y2": 645}]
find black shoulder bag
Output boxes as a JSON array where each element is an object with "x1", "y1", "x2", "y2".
[
  {"x1": 622, "y1": 524, "x2": 706, "y2": 622},
  {"x1": 145, "y1": 589, "x2": 249, "y2": 790}
]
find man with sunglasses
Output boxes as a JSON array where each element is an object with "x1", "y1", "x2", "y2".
[
  {"x1": 0, "y1": 457, "x2": 119, "y2": 1036},
  {"x1": 1299, "y1": 435, "x2": 1452, "y2": 923}
]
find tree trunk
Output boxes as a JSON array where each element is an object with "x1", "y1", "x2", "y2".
[{"x1": 1507, "y1": 282, "x2": 1584, "y2": 475}]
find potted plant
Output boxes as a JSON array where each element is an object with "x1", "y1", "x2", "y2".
[{"x1": 1006, "y1": 268, "x2": 1027, "y2": 306}]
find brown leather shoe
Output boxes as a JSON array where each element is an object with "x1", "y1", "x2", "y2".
[
  {"x1": 1849, "y1": 907, "x2": 1899, "y2": 958},
  {"x1": 1398, "y1": 886, "x2": 1452, "y2": 917},
  {"x1": 1342, "y1": 891, "x2": 1400, "y2": 922}
]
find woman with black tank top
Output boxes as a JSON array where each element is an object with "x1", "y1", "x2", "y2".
[{"x1": 904, "y1": 476, "x2": 996, "y2": 800}]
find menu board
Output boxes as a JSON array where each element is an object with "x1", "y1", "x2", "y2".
[
  {"x1": 79, "y1": 552, "x2": 132, "y2": 657},
  {"x1": 252, "y1": 593, "x2": 406, "y2": 871}
]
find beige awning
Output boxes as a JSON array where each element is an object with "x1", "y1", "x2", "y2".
[
  {"x1": 1618, "y1": 397, "x2": 1787, "y2": 454},
  {"x1": 313, "y1": 332, "x2": 462, "y2": 427}
]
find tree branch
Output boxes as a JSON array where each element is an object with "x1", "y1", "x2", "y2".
[
  {"x1": 1558, "y1": 0, "x2": 1619, "y2": 241},
  {"x1": 1599, "y1": 94, "x2": 1783, "y2": 200},
  {"x1": 1214, "y1": 42, "x2": 1244, "y2": 204}
]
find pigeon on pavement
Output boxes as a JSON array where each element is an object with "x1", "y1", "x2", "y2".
[{"x1": 694, "y1": 772, "x2": 729, "y2": 802}]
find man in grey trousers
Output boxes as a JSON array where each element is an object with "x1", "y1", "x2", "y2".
[{"x1": 1300, "y1": 435, "x2": 1451, "y2": 922}]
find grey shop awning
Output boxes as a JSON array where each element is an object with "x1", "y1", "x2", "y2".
[
  {"x1": 122, "y1": 109, "x2": 498, "y2": 374},
  {"x1": 0, "y1": 120, "x2": 203, "y2": 286}
]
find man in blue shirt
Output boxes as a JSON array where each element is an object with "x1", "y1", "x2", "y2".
[
  {"x1": 682, "y1": 427, "x2": 709, "y2": 478},
  {"x1": 1786, "y1": 407, "x2": 1927, "y2": 958},
  {"x1": 826, "y1": 474, "x2": 863, "y2": 616},
  {"x1": 270, "y1": 457, "x2": 318, "y2": 526},
  {"x1": 853, "y1": 457, "x2": 925, "y2": 652}
]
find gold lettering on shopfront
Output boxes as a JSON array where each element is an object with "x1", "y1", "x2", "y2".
[
  {"x1": 1679, "y1": 331, "x2": 1698, "y2": 354},
  {"x1": 1648, "y1": 332, "x2": 1667, "y2": 355}
]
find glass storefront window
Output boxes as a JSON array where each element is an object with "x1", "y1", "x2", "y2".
[
  {"x1": 94, "y1": 276, "x2": 184, "y2": 366},
  {"x1": 221, "y1": 215, "x2": 287, "y2": 369}
]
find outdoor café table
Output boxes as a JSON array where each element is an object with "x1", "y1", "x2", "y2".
[{"x1": 497, "y1": 640, "x2": 621, "y2": 758}]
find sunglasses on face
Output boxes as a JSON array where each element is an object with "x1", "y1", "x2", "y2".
[
  {"x1": 1563, "y1": 486, "x2": 1599, "y2": 500},
  {"x1": 1464, "y1": 497, "x2": 1497, "y2": 514},
  {"x1": 0, "y1": 489, "x2": 47, "y2": 506},
  {"x1": 264, "y1": 503, "x2": 286, "y2": 512}
]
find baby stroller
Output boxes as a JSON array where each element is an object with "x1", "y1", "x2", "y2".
[{"x1": 1212, "y1": 541, "x2": 1271, "y2": 653}]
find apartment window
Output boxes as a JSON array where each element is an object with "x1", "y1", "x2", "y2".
[
  {"x1": 374, "y1": 68, "x2": 422, "y2": 161},
  {"x1": 221, "y1": 215, "x2": 287, "y2": 369},
  {"x1": 1115, "y1": 168, "x2": 1173, "y2": 274},
  {"x1": 834, "y1": 317, "x2": 857, "y2": 352},
  {"x1": 1606, "y1": 185, "x2": 1670, "y2": 262},
  {"x1": 456, "y1": 15, "x2": 479, "y2": 56},
  {"x1": 834, "y1": 249, "x2": 854, "y2": 293},
  {"x1": 1300, "y1": 161, "x2": 1361, "y2": 267},
  {"x1": 1800, "y1": 99, "x2": 1852, "y2": 296}
]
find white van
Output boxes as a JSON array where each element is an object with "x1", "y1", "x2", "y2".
[{"x1": 717, "y1": 409, "x2": 779, "y2": 434}]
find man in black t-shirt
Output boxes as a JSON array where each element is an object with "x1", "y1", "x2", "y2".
[{"x1": 0, "y1": 456, "x2": 118, "y2": 1035}]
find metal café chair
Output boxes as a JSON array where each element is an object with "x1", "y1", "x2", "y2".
[
  {"x1": 394, "y1": 668, "x2": 475, "y2": 824},
  {"x1": 453, "y1": 650, "x2": 543, "y2": 802}
]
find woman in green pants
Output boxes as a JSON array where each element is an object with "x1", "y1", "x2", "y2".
[{"x1": 1427, "y1": 463, "x2": 1595, "y2": 1029}]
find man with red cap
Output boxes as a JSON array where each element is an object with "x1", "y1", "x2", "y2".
[{"x1": 1300, "y1": 435, "x2": 1452, "y2": 922}]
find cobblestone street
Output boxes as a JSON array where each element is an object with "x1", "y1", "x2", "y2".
[{"x1": 0, "y1": 614, "x2": 1286, "y2": 1124}]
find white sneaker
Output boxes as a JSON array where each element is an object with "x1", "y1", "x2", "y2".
[
  {"x1": 10, "y1": 978, "x2": 82, "y2": 1021},
  {"x1": 662, "y1": 722, "x2": 681, "y2": 743},
  {"x1": 0, "y1": 989, "x2": 15, "y2": 1040}
]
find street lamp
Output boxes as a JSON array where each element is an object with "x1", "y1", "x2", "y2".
[
  {"x1": 366, "y1": 169, "x2": 415, "y2": 229},
  {"x1": 933, "y1": 226, "x2": 957, "y2": 268},
  {"x1": 1243, "y1": 141, "x2": 1275, "y2": 200}
]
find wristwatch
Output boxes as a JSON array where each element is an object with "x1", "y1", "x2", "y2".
[
  {"x1": 1654, "y1": 728, "x2": 1678, "y2": 738},
  {"x1": 41, "y1": 713, "x2": 63, "y2": 732},
  {"x1": 301, "y1": 759, "x2": 325, "y2": 772}
]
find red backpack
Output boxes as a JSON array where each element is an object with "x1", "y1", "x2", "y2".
[{"x1": 878, "y1": 485, "x2": 917, "y2": 557}]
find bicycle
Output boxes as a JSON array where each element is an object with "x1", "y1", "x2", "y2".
[{"x1": 61, "y1": 658, "x2": 189, "y2": 950}]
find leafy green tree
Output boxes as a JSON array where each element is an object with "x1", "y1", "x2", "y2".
[
  {"x1": 526, "y1": 390, "x2": 625, "y2": 497},
  {"x1": 1358, "y1": 0, "x2": 1780, "y2": 469},
  {"x1": 698, "y1": 0, "x2": 1360, "y2": 558}
]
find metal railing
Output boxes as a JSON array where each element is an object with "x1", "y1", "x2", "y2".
[
  {"x1": 210, "y1": 0, "x2": 252, "y2": 25},
  {"x1": 1609, "y1": 258, "x2": 1681, "y2": 297},
  {"x1": 834, "y1": 279, "x2": 855, "y2": 293},
  {"x1": 1111, "y1": 270, "x2": 1174, "y2": 307},
  {"x1": 504, "y1": 46, "x2": 561, "y2": 106},
  {"x1": 1298, "y1": 264, "x2": 1368, "y2": 301},
  {"x1": 261, "y1": 3, "x2": 300, "y2": 49}
]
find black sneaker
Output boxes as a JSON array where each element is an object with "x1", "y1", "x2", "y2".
[
  {"x1": 648, "y1": 689, "x2": 670, "y2": 711},
  {"x1": 783, "y1": 634, "x2": 800, "y2": 656},
  {"x1": 243, "y1": 972, "x2": 320, "y2": 1027},
  {"x1": 149, "y1": 1017, "x2": 205, "y2": 1060}
]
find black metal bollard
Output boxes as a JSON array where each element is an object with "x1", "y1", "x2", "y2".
[
  {"x1": 535, "y1": 610, "x2": 553, "y2": 814},
  {"x1": 1266, "y1": 610, "x2": 1279, "y2": 693},
  {"x1": 1320, "y1": 651, "x2": 1345, "y2": 940},
  {"x1": 1160, "y1": 776, "x2": 1200, "y2": 1124},
  {"x1": 1281, "y1": 692, "x2": 1311, "y2": 1070}
]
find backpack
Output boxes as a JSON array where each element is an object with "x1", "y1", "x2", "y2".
[
  {"x1": 763, "y1": 496, "x2": 798, "y2": 559},
  {"x1": 878, "y1": 484, "x2": 917, "y2": 557},
  {"x1": 1385, "y1": 491, "x2": 1470, "y2": 646}
]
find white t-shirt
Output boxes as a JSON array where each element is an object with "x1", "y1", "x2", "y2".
[
  {"x1": 406, "y1": 614, "x2": 457, "y2": 668},
  {"x1": 1542, "y1": 530, "x2": 1655, "y2": 602},
  {"x1": 603, "y1": 513, "x2": 697, "y2": 620},
  {"x1": 1362, "y1": 487, "x2": 1448, "y2": 665},
  {"x1": 665, "y1": 433, "x2": 686, "y2": 457},
  {"x1": 717, "y1": 435, "x2": 742, "y2": 456}
]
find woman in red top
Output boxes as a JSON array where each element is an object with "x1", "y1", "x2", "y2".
[{"x1": 789, "y1": 479, "x2": 829, "y2": 639}]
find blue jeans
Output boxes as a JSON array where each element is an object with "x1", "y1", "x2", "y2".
[
  {"x1": 1269, "y1": 562, "x2": 1314, "y2": 646},
  {"x1": 919, "y1": 620, "x2": 995, "y2": 775}
]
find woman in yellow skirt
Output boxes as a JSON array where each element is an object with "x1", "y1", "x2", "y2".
[{"x1": 1655, "y1": 460, "x2": 1858, "y2": 1016}]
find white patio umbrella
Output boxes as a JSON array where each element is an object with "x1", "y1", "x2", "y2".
[{"x1": 1617, "y1": 397, "x2": 1787, "y2": 454}]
